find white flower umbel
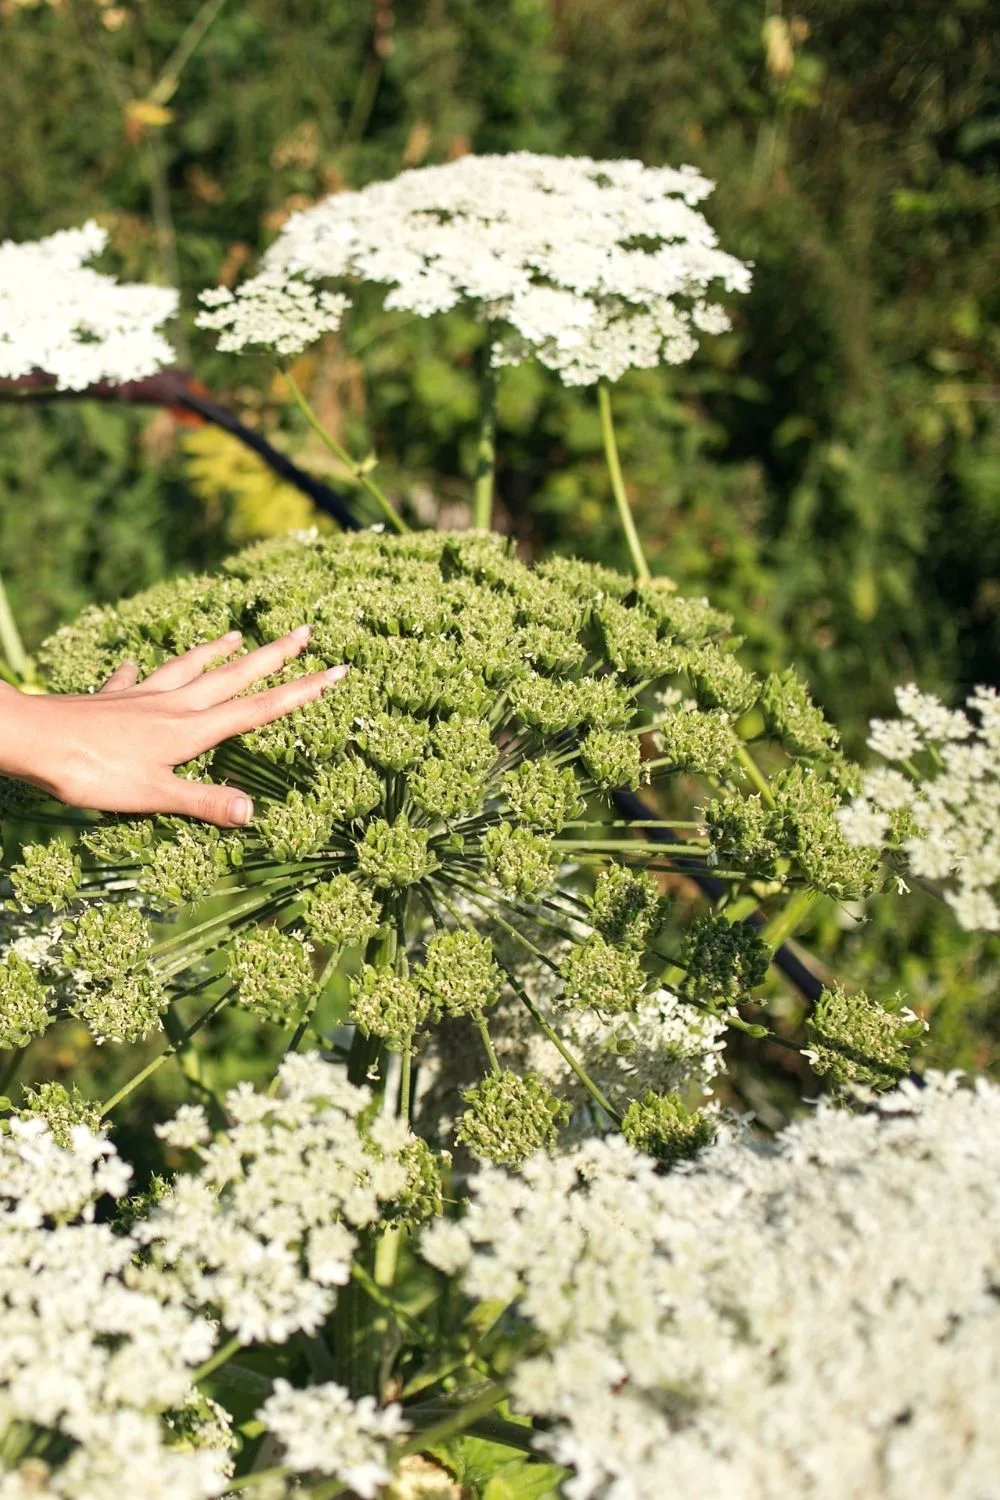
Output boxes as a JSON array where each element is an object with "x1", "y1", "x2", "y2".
[
  {"x1": 0, "y1": 1121, "x2": 227, "y2": 1500},
  {"x1": 0, "y1": 221, "x2": 177, "y2": 391},
  {"x1": 425, "y1": 1074, "x2": 1000, "y2": 1500},
  {"x1": 135, "y1": 1052, "x2": 413, "y2": 1344},
  {"x1": 838, "y1": 683, "x2": 1000, "y2": 931},
  {"x1": 259, "y1": 1380, "x2": 407, "y2": 1498},
  {"x1": 198, "y1": 153, "x2": 750, "y2": 384}
]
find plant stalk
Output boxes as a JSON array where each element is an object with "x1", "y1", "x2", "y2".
[
  {"x1": 597, "y1": 379, "x2": 649, "y2": 582},
  {"x1": 472, "y1": 335, "x2": 497, "y2": 530},
  {"x1": 283, "y1": 369, "x2": 407, "y2": 534}
]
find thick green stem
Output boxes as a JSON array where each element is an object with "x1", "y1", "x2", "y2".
[
  {"x1": 0, "y1": 1045, "x2": 27, "y2": 1098},
  {"x1": 475, "y1": 1013, "x2": 501, "y2": 1076},
  {"x1": 472, "y1": 337, "x2": 497, "y2": 530},
  {"x1": 759, "y1": 886, "x2": 820, "y2": 953},
  {"x1": 597, "y1": 380, "x2": 650, "y2": 583},
  {"x1": 283, "y1": 369, "x2": 407, "y2": 534},
  {"x1": 0, "y1": 571, "x2": 29, "y2": 682}
]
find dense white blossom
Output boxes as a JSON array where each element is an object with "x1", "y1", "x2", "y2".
[
  {"x1": 135, "y1": 1052, "x2": 413, "y2": 1344},
  {"x1": 259, "y1": 1380, "x2": 407, "y2": 1497},
  {"x1": 425, "y1": 1074, "x2": 1000, "y2": 1500},
  {"x1": 198, "y1": 153, "x2": 750, "y2": 384},
  {"x1": 197, "y1": 272, "x2": 348, "y2": 358},
  {"x1": 839, "y1": 683, "x2": 1000, "y2": 930},
  {"x1": 0, "y1": 1119, "x2": 226, "y2": 1500},
  {"x1": 0, "y1": 222, "x2": 177, "y2": 391}
]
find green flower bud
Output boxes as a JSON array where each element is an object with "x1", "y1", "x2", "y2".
[
  {"x1": 590, "y1": 865, "x2": 663, "y2": 950},
  {"x1": 257, "y1": 791, "x2": 334, "y2": 863},
  {"x1": 514, "y1": 623, "x2": 587, "y2": 674},
  {"x1": 418, "y1": 930, "x2": 503, "y2": 1018},
  {"x1": 483, "y1": 823, "x2": 557, "y2": 899},
  {"x1": 596, "y1": 602, "x2": 682, "y2": 680},
  {"x1": 356, "y1": 817, "x2": 439, "y2": 890},
  {"x1": 390, "y1": 1138, "x2": 446, "y2": 1225},
  {"x1": 83, "y1": 819, "x2": 154, "y2": 865},
  {"x1": 509, "y1": 674, "x2": 632, "y2": 736},
  {"x1": 357, "y1": 712, "x2": 430, "y2": 773},
  {"x1": 561, "y1": 935, "x2": 648, "y2": 1015},
  {"x1": 621, "y1": 1091, "x2": 715, "y2": 1165},
  {"x1": 536, "y1": 555, "x2": 632, "y2": 603},
  {"x1": 139, "y1": 826, "x2": 234, "y2": 906},
  {"x1": 635, "y1": 585, "x2": 733, "y2": 644},
  {"x1": 350, "y1": 965, "x2": 430, "y2": 1050},
  {"x1": 410, "y1": 757, "x2": 490, "y2": 821},
  {"x1": 16, "y1": 1081, "x2": 102, "y2": 1147},
  {"x1": 75, "y1": 967, "x2": 167, "y2": 1044},
  {"x1": 704, "y1": 791, "x2": 780, "y2": 877},
  {"x1": 656, "y1": 704, "x2": 740, "y2": 777},
  {"x1": 313, "y1": 757, "x2": 383, "y2": 823},
  {"x1": 227, "y1": 927, "x2": 314, "y2": 1023},
  {"x1": 759, "y1": 669, "x2": 839, "y2": 758},
  {"x1": 501, "y1": 759, "x2": 585, "y2": 833},
  {"x1": 685, "y1": 644, "x2": 759, "y2": 718},
  {"x1": 770, "y1": 766, "x2": 881, "y2": 900},
  {"x1": 430, "y1": 716, "x2": 496, "y2": 779},
  {"x1": 806, "y1": 985, "x2": 926, "y2": 1090},
  {"x1": 456, "y1": 1071, "x2": 570, "y2": 1166},
  {"x1": 679, "y1": 914, "x2": 769, "y2": 1008},
  {"x1": 9, "y1": 841, "x2": 80, "y2": 911},
  {"x1": 64, "y1": 905, "x2": 151, "y2": 982},
  {"x1": 303, "y1": 875, "x2": 383, "y2": 948},
  {"x1": 0, "y1": 950, "x2": 55, "y2": 1048},
  {"x1": 580, "y1": 727, "x2": 644, "y2": 791}
]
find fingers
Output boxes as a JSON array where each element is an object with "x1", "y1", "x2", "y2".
[
  {"x1": 154, "y1": 776, "x2": 256, "y2": 828},
  {"x1": 140, "y1": 631, "x2": 244, "y2": 693},
  {"x1": 99, "y1": 661, "x2": 140, "y2": 694},
  {"x1": 198, "y1": 664, "x2": 350, "y2": 746},
  {"x1": 180, "y1": 626, "x2": 315, "y2": 710}
]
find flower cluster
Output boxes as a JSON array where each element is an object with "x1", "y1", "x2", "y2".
[
  {"x1": 197, "y1": 153, "x2": 751, "y2": 385},
  {"x1": 0, "y1": 1059, "x2": 422, "y2": 1499},
  {"x1": 0, "y1": 1116, "x2": 228, "y2": 1500},
  {"x1": 837, "y1": 683, "x2": 1000, "y2": 930},
  {"x1": 4, "y1": 531, "x2": 864, "y2": 1160},
  {"x1": 0, "y1": 221, "x2": 176, "y2": 391},
  {"x1": 424, "y1": 1073, "x2": 1000, "y2": 1500},
  {"x1": 140, "y1": 1052, "x2": 433, "y2": 1344}
]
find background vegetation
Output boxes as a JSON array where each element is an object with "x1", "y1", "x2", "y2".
[{"x1": 2, "y1": 0, "x2": 999, "y2": 1088}]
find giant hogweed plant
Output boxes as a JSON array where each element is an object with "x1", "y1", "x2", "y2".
[{"x1": 0, "y1": 525, "x2": 902, "y2": 1161}]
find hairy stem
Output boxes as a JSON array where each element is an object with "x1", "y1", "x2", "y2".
[{"x1": 472, "y1": 334, "x2": 498, "y2": 530}]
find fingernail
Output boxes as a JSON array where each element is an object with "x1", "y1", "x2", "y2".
[
  {"x1": 223, "y1": 630, "x2": 242, "y2": 643},
  {"x1": 325, "y1": 665, "x2": 350, "y2": 684},
  {"x1": 229, "y1": 794, "x2": 254, "y2": 826},
  {"x1": 291, "y1": 625, "x2": 312, "y2": 644}
]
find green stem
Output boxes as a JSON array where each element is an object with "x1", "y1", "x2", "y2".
[
  {"x1": 475, "y1": 1013, "x2": 501, "y2": 1076},
  {"x1": 192, "y1": 1332, "x2": 242, "y2": 1385},
  {"x1": 283, "y1": 369, "x2": 407, "y2": 534},
  {"x1": 597, "y1": 379, "x2": 649, "y2": 583},
  {"x1": 399, "y1": 1046, "x2": 412, "y2": 1118},
  {"x1": 225, "y1": 1467, "x2": 294, "y2": 1494},
  {"x1": 99, "y1": 989, "x2": 232, "y2": 1116},
  {"x1": 0, "y1": 570, "x2": 29, "y2": 682},
  {"x1": 398, "y1": 1381, "x2": 509, "y2": 1455},
  {"x1": 735, "y1": 742, "x2": 777, "y2": 809},
  {"x1": 472, "y1": 335, "x2": 497, "y2": 530},
  {"x1": 759, "y1": 886, "x2": 820, "y2": 952},
  {"x1": 148, "y1": 0, "x2": 227, "y2": 104},
  {"x1": 510, "y1": 974, "x2": 622, "y2": 1125}
]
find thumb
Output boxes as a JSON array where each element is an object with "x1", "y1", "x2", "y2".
[
  {"x1": 156, "y1": 776, "x2": 255, "y2": 829},
  {"x1": 99, "y1": 661, "x2": 140, "y2": 694}
]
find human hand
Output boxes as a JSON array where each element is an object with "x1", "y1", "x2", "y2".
[{"x1": 0, "y1": 627, "x2": 346, "y2": 827}]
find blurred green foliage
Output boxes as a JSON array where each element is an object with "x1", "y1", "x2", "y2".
[{"x1": 2, "y1": 0, "x2": 999, "y2": 1086}]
